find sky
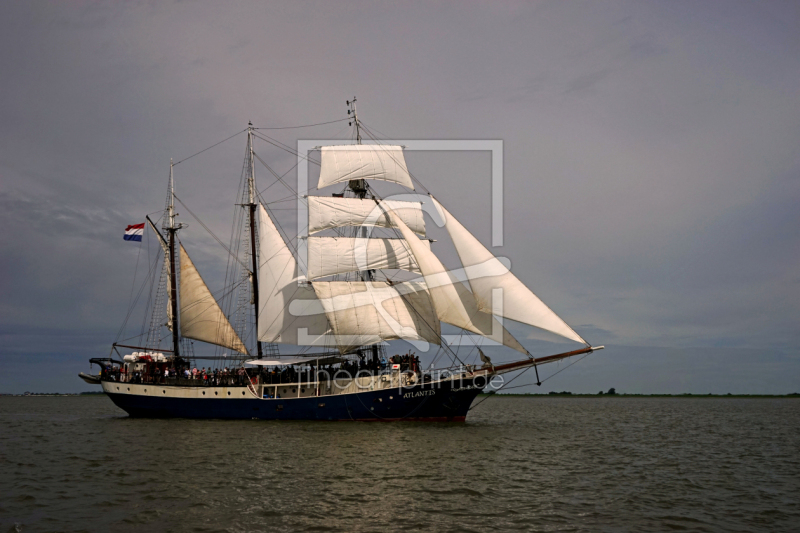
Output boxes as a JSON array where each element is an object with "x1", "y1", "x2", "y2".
[{"x1": 1, "y1": 1, "x2": 798, "y2": 394}]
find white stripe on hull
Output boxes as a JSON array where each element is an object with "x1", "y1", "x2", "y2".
[{"x1": 101, "y1": 382, "x2": 254, "y2": 399}]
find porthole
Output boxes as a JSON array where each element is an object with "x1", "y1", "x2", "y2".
[
  {"x1": 116, "y1": 387, "x2": 119, "y2": 390},
  {"x1": 301, "y1": 388, "x2": 305, "y2": 393},
  {"x1": 389, "y1": 395, "x2": 393, "y2": 399},
  {"x1": 318, "y1": 402, "x2": 325, "y2": 408},
  {"x1": 163, "y1": 390, "x2": 166, "y2": 394},
  {"x1": 228, "y1": 391, "x2": 231, "y2": 396},
  {"x1": 292, "y1": 388, "x2": 296, "y2": 393},
  {"x1": 202, "y1": 391, "x2": 206, "y2": 395},
  {"x1": 144, "y1": 389, "x2": 147, "y2": 392},
  {"x1": 127, "y1": 388, "x2": 130, "y2": 391},
  {"x1": 215, "y1": 391, "x2": 218, "y2": 396},
  {"x1": 242, "y1": 391, "x2": 245, "y2": 395}
]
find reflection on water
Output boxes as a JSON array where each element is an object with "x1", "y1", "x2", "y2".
[{"x1": 1, "y1": 396, "x2": 798, "y2": 532}]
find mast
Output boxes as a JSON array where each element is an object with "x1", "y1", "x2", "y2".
[
  {"x1": 167, "y1": 159, "x2": 180, "y2": 358},
  {"x1": 347, "y1": 98, "x2": 371, "y2": 282},
  {"x1": 347, "y1": 98, "x2": 377, "y2": 365},
  {"x1": 247, "y1": 122, "x2": 263, "y2": 359}
]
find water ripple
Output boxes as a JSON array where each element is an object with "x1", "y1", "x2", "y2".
[{"x1": 0, "y1": 396, "x2": 798, "y2": 532}]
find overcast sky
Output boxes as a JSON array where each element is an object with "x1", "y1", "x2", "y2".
[{"x1": 1, "y1": 1, "x2": 798, "y2": 394}]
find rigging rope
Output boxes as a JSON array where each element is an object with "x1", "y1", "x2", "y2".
[
  {"x1": 468, "y1": 351, "x2": 594, "y2": 409},
  {"x1": 219, "y1": 146, "x2": 250, "y2": 356},
  {"x1": 252, "y1": 151, "x2": 305, "y2": 203},
  {"x1": 173, "y1": 194, "x2": 251, "y2": 271},
  {"x1": 115, "y1": 243, "x2": 162, "y2": 343},
  {"x1": 517, "y1": 352, "x2": 593, "y2": 388},
  {"x1": 172, "y1": 117, "x2": 347, "y2": 168},
  {"x1": 358, "y1": 121, "x2": 432, "y2": 194},
  {"x1": 252, "y1": 132, "x2": 321, "y2": 167},
  {"x1": 364, "y1": 194, "x2": 466, "y2": 367},
  {"x1": 115, "y1": 236, "x2": 143, "y2": 340},
  {"x1": 173, "y1": 129, "x2": 247, "y2": 166},
  {"x1": 468, "y1": 365, "x2": 533, "y2": 411},
  {"x1": 254, "y1": 118, "x2": 349, "y2": 130},
  {"x1": 114, "y1": 116, "x2": 356, "y2": 364}
]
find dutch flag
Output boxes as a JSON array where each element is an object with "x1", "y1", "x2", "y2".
[{"x1": 124, "y1": 223, "x2": 144, "y2": 242}]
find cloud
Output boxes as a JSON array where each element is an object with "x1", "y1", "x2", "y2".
[{"x1": 0, "y1": 1, "x2": 798, "y2": 393}]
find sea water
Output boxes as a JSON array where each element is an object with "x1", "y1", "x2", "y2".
[{"x1": 1, "y1": 396, "x2": 798, "y2": 532}]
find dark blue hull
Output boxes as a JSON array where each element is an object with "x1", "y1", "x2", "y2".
[{"x1": 105, "y1": 379, "x2": 485, "y2": 421}]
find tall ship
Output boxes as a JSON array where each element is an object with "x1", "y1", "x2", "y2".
[{"x1": 81, "y1": 100, "x2": 603, "y2": 421}]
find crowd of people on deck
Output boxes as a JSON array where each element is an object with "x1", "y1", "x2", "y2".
[
  {"x1": 100, "y1": 352, "x2": 425, "y2": 387},
  {"x1": 185, "y1": 367, "x2": 249, "y2": 386},
  {"x1": 102, "y1": 364, "x2": 248, "y2": 386}
]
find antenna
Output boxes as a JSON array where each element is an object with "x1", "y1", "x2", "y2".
[
  {"x1": 347, "y1": 97, "x2": 361, "y2": 144},
  {"x1": 247, "y1": 121, "x2": 255, "y2": 204}
]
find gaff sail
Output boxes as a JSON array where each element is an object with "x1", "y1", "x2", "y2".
[{"x1": 179, "y1": 244, "x2": 249, "y2": 355}]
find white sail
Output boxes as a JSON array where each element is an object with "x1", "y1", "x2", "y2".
[
  {"x1": 179, "y1": 244, "x2": 249, "y2": 354},
  {"x1": 312, "y1": 280, "x2": 440, "y2": 354},
  {"x1": 308, "y1": 196, "x2": 425, "y2": 236},
  {"x1": 147, "y1": 218, "x2": 173, "y2": 331},
  {"x1": 317, "y1": 145, "x2": 414, "y2": 190},
  {"x1": 257, "y1": 204, "x2": 330, "y2": 345},
  {"x1": 431, "y1": 197, "x2": 586, "y2": 345},
  {"x1": 385, "y1": 209, "x2": 528, "y2": 355},
  {"x1": 306, "y1": 236, "x2": 429, "y2": 280}
]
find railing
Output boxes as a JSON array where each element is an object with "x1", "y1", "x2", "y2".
[
  {"x1": 100, "y1": 373, "x2": 250, "y2": 387},
  {"x1": 100, "y1": 364, "x2": 465, "y2": 390}
]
